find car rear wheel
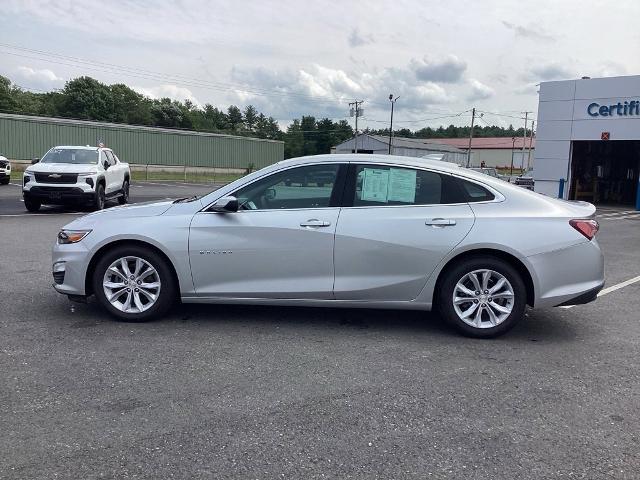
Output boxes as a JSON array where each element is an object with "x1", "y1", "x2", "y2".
[
  {"x1": 92, "y1": 245, "x2": 176, "y2": 322},
  {"x1": 24, "y1": 197, "x2": 41, "y2": 212},
  {"x1": 438, "y1": 256, "x2": 526, "y2": 338},
  {"x1": 94, "y1": 184, "x2": 105, "y2": 210},
  {"x1": 118, "y1": 179, "x2": 129, "y2": 205}
]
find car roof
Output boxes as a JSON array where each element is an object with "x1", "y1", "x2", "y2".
[{"x1": 52, "y1": 145, "x2": 109, "y2": 151}]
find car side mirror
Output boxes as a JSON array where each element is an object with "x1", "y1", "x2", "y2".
[
  {"x1": 209, "y1": 196, "x2": 238, "y2": 213},
  {"x1": 31, "y1": 158, "x2": 40, "y2": 164},
  {"x1": 264, "y1": 188, "x2": 276, "y2": 201},
  {"x1": 103, "y1": 161, "x2": 110, "y2": 170}
]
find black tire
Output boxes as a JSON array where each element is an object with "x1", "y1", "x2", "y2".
[
  {"x1": 118, "y1": 179, "x2": 129, "y2": 205},
  {"x1": 437, "y1": 256, "x2": 527, "y2": 338},
  {"x1": 24, "y1": 197, "x2": 41, "y2": 212},
  {"x1": 1, "y1": 177, "x2": 9, "y2": 185},
  {"x1": 94, "y1": 183, "x2": 105, "y2": 210},
  {"x1": 92, "y1": 244, "x2": 176, "y2": 322}
]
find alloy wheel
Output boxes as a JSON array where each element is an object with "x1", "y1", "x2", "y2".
[
  {"x1": 452, "y1": 269, "x2": 515, "y2": 329},
  {"x1": 102, "y1": 256, "x2": 161, "y2": 313}
]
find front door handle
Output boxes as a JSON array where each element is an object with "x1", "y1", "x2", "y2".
[
  {"x1": 425, "y1": 218, "x2": 456, "y2": 227},
  {"x1": 300, "y1": 219, "x2": 331, "y2": 228}
]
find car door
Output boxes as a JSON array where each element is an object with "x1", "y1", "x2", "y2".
[
  {"x1": 189, "y1": 163, "x2": 346, "y2": 299},
  {"x1": 103, "y1": 150, "x2": 122, "y2": 193},
  {"x1": 333, "y1": 163, "x2": 476, "y2": 302}
]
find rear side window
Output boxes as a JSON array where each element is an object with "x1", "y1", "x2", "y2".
[
  {"x1": 458, "y1": 178, "x2": 495, "y2": 202},
  {"x1": 352, "y1": 165, "x2": 452, "y2": 206}
]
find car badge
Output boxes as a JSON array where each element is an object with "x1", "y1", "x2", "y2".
[{"x1": 49, "y1": 174, "x2": 62, "y2": 178}]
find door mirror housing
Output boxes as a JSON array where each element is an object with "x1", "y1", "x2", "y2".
[
  {"x1": 103, "y1": 161, "x2": 110, "y2": 170},
  {"x1": 31, "y1": 158, "x2": 40, "y2": 164},
  {"x1": 208, "y1": 196, "x2": 239, "y2": 213}
]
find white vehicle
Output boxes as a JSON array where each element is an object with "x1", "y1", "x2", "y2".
[
  {"x1": 0, "y1": 155, "x2": 10, "y2": 185},
  {"x1": 23, "y1": 146, "x2": 130, "y2": 212}
]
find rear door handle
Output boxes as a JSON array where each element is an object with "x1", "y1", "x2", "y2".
[
  {"x1": 300, "y1": 219, "x2": 331, "y2": 228},
  {"x1": 425, "y1": 218, "x2": 456, "y2": 226}
]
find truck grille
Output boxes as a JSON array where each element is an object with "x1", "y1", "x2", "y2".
[{"x1": 35, "y1": 173, "x2": 78, "y2": 184}]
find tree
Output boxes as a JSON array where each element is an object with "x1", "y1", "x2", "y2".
[
  {"x1": 0, "y1": 75, "x2": 18, "y2": 113},
  {"x1": 243, "y1": 105, "x2": 259, "y2": 132},
  {"x1": 226, "y1": 105, "x2": 243, "y2": 131},
  {"x1": 109, "y1": 83, "x2": 151, "y2": 125},
  {"x1": 59, "y1": 76, "x2": 112, "y2": 121}
]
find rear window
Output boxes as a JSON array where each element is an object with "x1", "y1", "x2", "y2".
[{"x1": 458, "y1": 179, "x2": 495, "y2": 202}]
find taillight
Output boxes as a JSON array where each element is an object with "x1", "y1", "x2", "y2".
[{"x1": 570, "y1": 219, "x2": 599, "y2": 240}]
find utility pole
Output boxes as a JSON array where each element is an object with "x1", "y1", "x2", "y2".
[
  {"x1": 349, "y1": 100, "x2": 364, "y2": 154},
  {"x1": 466, "y1": 107, "x2": 476, "y2": 167},
  {"x1": 388, "y1": 94, "x2": 399, "y2": 154},
  {"x1": 527, "y1": 120, "x2": 535, "y2": 170},
  {"x1": 521, "y1": 111, "x2": 531, "y2": 170}
]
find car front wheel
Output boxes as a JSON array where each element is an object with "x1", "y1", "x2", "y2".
[
  {"x1": 94, "y1": 184, "x2": 105, "y2": 210},
  {"x1": 438, "y1": 256, "x2": 526, "y2": 338},
  {"x1": 92, "y1": 245, "x2": 176, "y2": 322},
  {"x1": 24, "y1": 197, "x2": 41, "y2": 212},
  {"x1": 118, "y1": 179, "x2": 129, "y2": 205}
]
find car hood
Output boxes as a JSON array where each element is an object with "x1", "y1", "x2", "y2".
[
  {"x1": 63, "y1": 201, "x2": 175, "y2": 229},
  {"x1": 26, "y1": 163, "x2": 98, "y2": 174}
]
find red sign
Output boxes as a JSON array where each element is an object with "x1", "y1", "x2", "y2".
[{"x1": 601, "y1": 132, "x2": 610, "y2": 141}]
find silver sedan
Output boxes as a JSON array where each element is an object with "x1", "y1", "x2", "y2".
[{"x1": 52, "y1": 154, "x2": 604, "y2": 337}]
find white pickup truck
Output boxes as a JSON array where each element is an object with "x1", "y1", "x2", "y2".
[{"x1": 22, "y1": 146, "x2": 130, "y2": 212}]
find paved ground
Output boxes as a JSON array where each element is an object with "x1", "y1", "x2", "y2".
[{"x1": 1, "y1": 184, "x2": 639, "y2": 479}]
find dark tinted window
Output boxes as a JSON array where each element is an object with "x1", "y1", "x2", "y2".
[
  {"x1": 458, "y1": 178, "x2": 495, "y2": 202},
  {"x1": 233, "y1": 164, "x2": 340, "y2": 210}
]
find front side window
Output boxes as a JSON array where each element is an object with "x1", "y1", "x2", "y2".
[
  {"x1": 104, "y1": 151, "x2": 116, "y2": 165},
  {"x1": 41, "y1": 148, "x2": 98, "y2": 165},
  {"x1": 233, "y1": 164, "x2": 340, "y2": 210}
]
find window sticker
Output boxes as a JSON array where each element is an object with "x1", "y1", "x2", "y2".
[
  {"x1": 388, "y1": 168, "x2": 417, "y2": 203},
  {"x1": 361, "y1": 168, "x2": 389, "y2": 202}
]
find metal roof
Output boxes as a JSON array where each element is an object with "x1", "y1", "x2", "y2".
[
  {"x1": 431, "y1": 137, "x2": 536, "y2": 150},
  {"x1": 361, "y1": 134, "x2": 466, "y2": 153}
]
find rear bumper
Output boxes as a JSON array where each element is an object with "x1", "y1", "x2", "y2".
[
  {"x1": 24, "y1": 186, "x2": 95, "y2": 204},
  {"x1": 556, "y1": 282, "x2": 604, "y2": 306},
  {"x1": 528, "y1": 239, "x2": 605, "y2": 308}
]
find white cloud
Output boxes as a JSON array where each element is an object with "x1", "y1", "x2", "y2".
[
  {"x1": 411, "y1": 55, "x2": 467, "y2": 83},
  {"x1": 348, "y1": 28, "x2": 375, "y2": 47},
  {"x1": 466, "y1": 79, "x2": 495, "y2": 101},
  {"x1": 502, "y1": 21, "x2": 555, "y2": 41},
  {"x1": 133, "y1": 85, "x2": 201, "y2": 107},
  {"x1": 525, "y1": 63, "x2": 574, "y2": 82},
  {"x1": 12, "y1": 66, "x2": 64, "y2": 91}
]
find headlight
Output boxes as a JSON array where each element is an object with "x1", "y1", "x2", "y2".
[
  {"x1": 57, "y1": 229, "x2": 92, "y2": 244},
  {"x1": 78, "y1": 171, "x2": 98, "y2": 176}
]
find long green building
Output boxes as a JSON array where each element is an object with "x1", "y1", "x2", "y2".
[{"x1": 0, "y1": 113, "x2": 284, "y2": 170}]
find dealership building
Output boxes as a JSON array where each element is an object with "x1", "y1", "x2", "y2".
[{"x1": 533, "y1": 74, "x2": 640, "y2": 209}]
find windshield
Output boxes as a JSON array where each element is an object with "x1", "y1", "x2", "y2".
[{"x1": 41, "y1": 148, "x2": 98, "y2": 165}]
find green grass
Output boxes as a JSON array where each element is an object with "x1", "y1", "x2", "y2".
[{"x1": 130, "y1": 170, "x2": 245, "y2": 184}]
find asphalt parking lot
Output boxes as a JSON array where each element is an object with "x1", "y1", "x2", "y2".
[{"x1": 1, "y1": 182, "x2": 640, "y2": 479}]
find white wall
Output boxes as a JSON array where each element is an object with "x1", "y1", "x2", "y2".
[{"x1": 534, "y1": 75, "x2": 640, "y2": 198}]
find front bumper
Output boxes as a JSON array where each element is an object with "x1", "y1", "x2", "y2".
[
  {"x1": 528, "y1": 239, "x2": 605, "y2": 308},
  {"x1": 51, "y1": 241, "x2": 91, "y2": 296},
  {"x1": 24, "y1": 186, "x2": 95, "y2": 204}
]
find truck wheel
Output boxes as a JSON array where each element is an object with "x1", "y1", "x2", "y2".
[
  {"x1": 118, "y1": 179, "x2": 129, "y2": 205},
  {"x1": 94, "y1": 184, "x2": 105, "y2": 210},
  {"x1": 24, "y1": 197, "x2": 41, "y2": 212}
]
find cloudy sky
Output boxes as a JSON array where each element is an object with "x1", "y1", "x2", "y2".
[{"x1": 0, "y1": 0, "x2": 638, "y2": 129}]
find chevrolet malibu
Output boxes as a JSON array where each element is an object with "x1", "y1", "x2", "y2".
[{"x1": 52, "y1": 154, "x2": 604, "y2": 337}]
